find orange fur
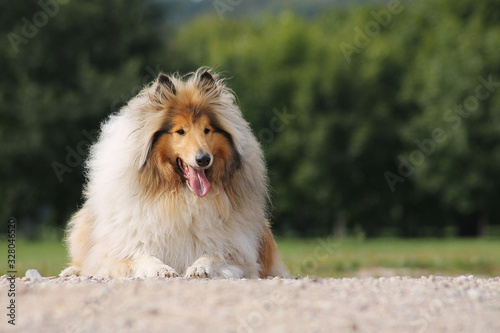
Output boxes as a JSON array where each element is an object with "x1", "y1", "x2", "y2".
[
  {"x1": 258, "y1": 226, "x2": 280, "y2": 278},
  {"x1": 139, "y1": 101, "x2": 239, "y2": 196}
]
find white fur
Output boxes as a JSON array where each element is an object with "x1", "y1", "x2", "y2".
[{"x1": 61, "y1": 69, "x2": 287, "y2": 279}]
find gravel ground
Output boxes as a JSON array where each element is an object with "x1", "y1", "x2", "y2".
[{"x1": 1, "y1": 272, "x2": 499, "y2": 333}]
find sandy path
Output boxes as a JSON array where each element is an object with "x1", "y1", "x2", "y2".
[{"x1": 1, "y1": 274, "x2": 499, "y2": 333}]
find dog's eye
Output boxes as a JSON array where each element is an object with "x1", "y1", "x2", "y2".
[
  {"x1": 204, "y1": 128, "x2": 210, "y2": 134},
  {"x1": 176, "y1": 129, "x2": 185, "y2": 135}
]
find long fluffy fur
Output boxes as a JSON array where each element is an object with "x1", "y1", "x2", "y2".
[{"x1": 60, "y1": 68, "x2": 288, "y2": 279}]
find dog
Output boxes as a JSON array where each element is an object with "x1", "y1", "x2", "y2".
[{"x1": 60, "y1": 68, "x2": 288, "y2": 279}]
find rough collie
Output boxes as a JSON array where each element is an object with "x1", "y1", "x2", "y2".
[{"x1": 60, "y1": 68, "x2": 288, "y2": 279}]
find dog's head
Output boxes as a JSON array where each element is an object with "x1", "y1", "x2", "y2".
[{"x1": 138, "y1": 70, "x2": 241, "y2": 198}]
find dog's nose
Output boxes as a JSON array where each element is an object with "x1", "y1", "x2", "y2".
[{"x1": 195, "y1": 152, "x2": 211, "y2": 167}]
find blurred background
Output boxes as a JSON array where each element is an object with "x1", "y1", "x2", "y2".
[{"x1": 1, "y1": 0, "x2": 499, "y2": 277}]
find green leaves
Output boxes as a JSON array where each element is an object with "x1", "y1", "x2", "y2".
[
  {"x1": 0, "y1": 0, "x2": 166, "y2": 235},
  {"x1": 171, "y1": 0, "x2": 500, "y2": 236},
  {"x1": 2, "y1": 0, "x2": 499, "y2": 237}
]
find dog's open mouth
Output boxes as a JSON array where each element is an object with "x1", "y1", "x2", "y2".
[{"x1": 177, "y1": 158, "x2": 210, "y2": 198}]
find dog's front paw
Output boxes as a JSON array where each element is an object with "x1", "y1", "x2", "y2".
[
  {"x1": 60, "y1": 265, "x2": 81, "y2": 277},
  {"x1": 136, "y1": 264, "x2": 179, "y2": 278},
  {"x1": 155, "y1": 265, "x2": 179, "y2": 278},
  {"x1": 185, "y1": 263, "x2": 214, "y2": 278},
  {"x1": 133, "y1": 257, "x2": 179, "y2": 278}
]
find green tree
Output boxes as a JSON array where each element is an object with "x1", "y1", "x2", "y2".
[
  {"x1": 170, "y1": 0, "x2": 500, "y2": 237},
  {"x1": 397, "y1": 0, "x2": 500, "y2": 236},
  {"x1": 0, "y1": 0, "x2": 167, "y2": 236}
]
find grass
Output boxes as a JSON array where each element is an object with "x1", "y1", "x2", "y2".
[
  {"x1": 2, "y1": 237, "x2": 499, "y2": 278},
  {"x1": 279, "y1": 237, "x2": 500, "y2": 278},
  {"x1": 6, "y1": 240, "x2": 69, "y2": 277}
]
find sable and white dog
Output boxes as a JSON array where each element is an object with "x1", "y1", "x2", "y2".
[{"x1": 60, "y1": 68, "x2": 288, "y2": 279}]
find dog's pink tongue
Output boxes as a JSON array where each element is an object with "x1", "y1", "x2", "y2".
[{"x1": 187, "y1": 165, "x2": 210, "y2": 197}]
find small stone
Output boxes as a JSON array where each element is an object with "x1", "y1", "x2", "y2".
[
  {"x1": 68, "y1": 275, "x2": 80, "y2": 283},
  {"x1": 25, "y1": 269, "x2": 43, "y2": 282},
  {"x1": 467, "y1": 288, "x2": 484, "y2": 301}
]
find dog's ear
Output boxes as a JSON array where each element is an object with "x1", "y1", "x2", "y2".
[
  {"x1": 197, "y1": 70, "x2": 219, "y2": 95},
  {"x1": 158, "y1": 73, "x2": 176, "y2": 95},
  {"x1": 152, "y1": 73, "x2": 176, "y2": 103}
]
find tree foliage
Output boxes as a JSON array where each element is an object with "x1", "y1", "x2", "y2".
[
  {"x1": 0, "y1": 0, "x2": 166, "y2": 235},
  {"x1": 169, "y1": 0, "x2": 500, "y2": 236},
  {"x1": 1, "y1": 0, "x2": 499, "y2": 237}
]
